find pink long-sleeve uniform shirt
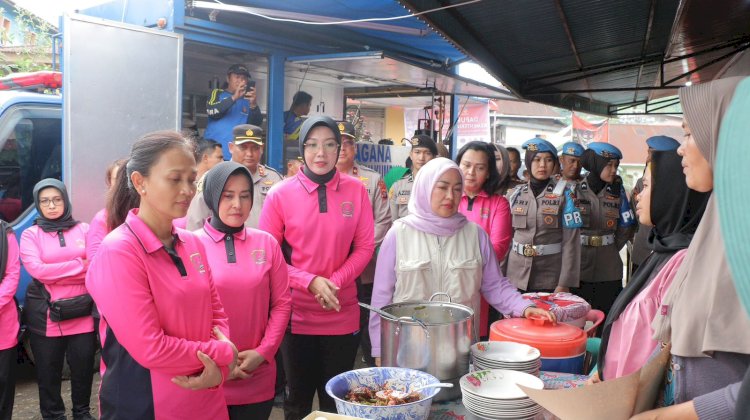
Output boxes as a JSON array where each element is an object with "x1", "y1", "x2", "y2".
[
  {"x1": 20, "y1": 223, "x2": 93, "y2": 337},
  {"x1": 259, "y1": 170, "x2": 375, "y2": 335},
  {"x1": 459, "y1": 191, "x2": 513, "y2": 337},
  {"x1": 369, "y1": 226, "x2": 531, "y2": 358},
  {"x1": 0, "y1": 231, "x2": 20, "y2": 350},
  {"x1": 195, "y1": 222, "x2": 291, "y2": 405},
  {"x1": 86, "y1": 210, "x2": 235, "y2": 420},
  {"x1": 86, "y1": 208, "x2": 108, "y2": 261},
  {"x1": 603, "y1": 249, "x2": 687, "y2": 380}
]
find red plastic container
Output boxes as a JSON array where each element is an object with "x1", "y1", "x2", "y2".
[{"x1": 489, "y1": 316, "x2": 587, "y2": 373}]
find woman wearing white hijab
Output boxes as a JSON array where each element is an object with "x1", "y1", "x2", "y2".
[
  {"x1": 369, "y1": 158, "x2": 553, "y2": 365},
  {"x1": 633, "y1": 77, "x2": 750, "y2": 419}
]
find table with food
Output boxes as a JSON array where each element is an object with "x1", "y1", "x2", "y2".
[{"x1": 316, "y1": 293, "x2": 596, "y2": 420}]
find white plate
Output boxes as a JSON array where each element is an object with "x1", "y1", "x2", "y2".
[
  {"x1": 471, "y1": 341, "x2": 541, "y2": 363},
  {"x1": 462, "y1": 394, "x2": 538, "y2": 409},
  {"x1": 463, "y1": 401, "x2": 541, "y2": 420},
  {"x1": 460, "y1": 369, "x2": 544, "y2": 400},
  {"x1": 462, "y1": 396, "x2": 539, "y2": 412}
]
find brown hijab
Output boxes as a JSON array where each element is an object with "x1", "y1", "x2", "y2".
[{"x1": 652, "y1": 76, "x2": 750, "y2": 357}]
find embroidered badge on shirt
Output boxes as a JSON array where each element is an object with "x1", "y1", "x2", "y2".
[
  {"x1": 606, "y1": 219, "x2": 616, "y2": 228},
  {"x1": 481, "y1": 207, "x2": 490, "y2": 219},
  {"x1": 543, "y1": 215, "x2": 555, "y2": 225},
  {"x1": 377, "y1": 180, "x2": 387, "y2": 200},
  {"x1": 341, "y1": 201, "x2": 354, "y2": 217},
  {"x1": 190, "y1": 253, "x2": 206, "y2": 274},
  {"x1": 398, "y1": 196, "x2": 408, "y2": 205},
  {"x1": 251, "y1": 249, "x2": 266, "y2": 265}
]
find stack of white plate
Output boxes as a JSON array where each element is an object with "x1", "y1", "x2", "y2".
[
  {"x1": 459, "y1": 369, "x2": 544, "y2": 420},
  {"x1": 471, "y1": 341, "x2": 541, "y2": 376}
]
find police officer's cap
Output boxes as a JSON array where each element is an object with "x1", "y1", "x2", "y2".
[
  {"x1": 410, "y1": 134, "x2": 438, "y2": 156},
  {"x1": 646, "y1": 135, "x2": 680, "y2": 151},
  {"x1": 232, "y1": 124, "x2": 264, "y2": 146},
  {"x1": 560, "y1": 142, "x2": 585, "y2": 157},
  {"x1": 336, "y1": 121, "x2": 357, "y2": 140},
  {"x1": 587, "y1": 142, "x2": 622, "y2": 160},
  {"x1": 227, "y1": 64, "x2": 251, "y2": 78},
  {"x1": 522, "y1": 137, "x2": 557, "y2": 155}
]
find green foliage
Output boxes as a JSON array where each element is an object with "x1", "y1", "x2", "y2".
[{"x1": 0, "y1": 5, "x2": 55, "y2": 76}]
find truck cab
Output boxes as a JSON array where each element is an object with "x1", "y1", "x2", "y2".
[{"x1": 0, "y1": 89, "x2": 62, "y2": 304}]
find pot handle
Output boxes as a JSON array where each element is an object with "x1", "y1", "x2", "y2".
[
  {"x1": 429, "y1": 292, "x2": 452, "y2": 303},
  {"x1": 397, "y1": 316, "x2": 430, "y2": 339}
]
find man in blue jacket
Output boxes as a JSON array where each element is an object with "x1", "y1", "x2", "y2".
[{"x1": 204, "y1": 64, "x2": 264, "y2": 152}]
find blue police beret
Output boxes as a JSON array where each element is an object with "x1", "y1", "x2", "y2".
[
  {"x1": 560, "y1": 142, "x2": 585, "y2": 157},
  {"x1": 646, "y1": 135, "x2": 680, "y2": 151},
  {"x1": 587, "y1": 142, "x2": 622, "y2": 160},
  {"x1": 522, "y1": 137, "x2": 557, "y2": 155}
]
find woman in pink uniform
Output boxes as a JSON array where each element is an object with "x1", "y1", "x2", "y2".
[
  {"x1": 21, "y1": 178, "x2": 96, "y2": 420},
  {"x1": 456, "y1": 141, "x2": 513, "y2": 338},
  {"x1": 0, "y1": 221, "x2": 20, "y2": 420},
  {"x1": 86, "y1": 158, "x2": 127, "y2": 261},
  {"x1": 370, "y1": 158, "x2": 553, "y2": 365},
  {"x1": 86, "y1": 131, "x2": 238, "y2": 420},
  {"x1": 259, "y1": 116, "x2": 375, "y2": 420},
  {"x1": 195, "y1": 161, "x2": 291, "y2": 420}
]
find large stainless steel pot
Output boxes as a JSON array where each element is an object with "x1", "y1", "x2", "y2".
[{"x1": 380, "y1": 293, "x2": 474, "y2": 401}]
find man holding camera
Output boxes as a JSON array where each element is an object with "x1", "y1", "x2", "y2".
[{"x1": 204, "y1": 63, "x2": 263, "y2": 149}]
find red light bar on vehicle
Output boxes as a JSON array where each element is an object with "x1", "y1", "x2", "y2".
[{"x1": 0, "y1": 71, "x2": 62, "y2": 91}]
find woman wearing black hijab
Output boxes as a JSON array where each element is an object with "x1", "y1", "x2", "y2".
[
  {"x1": 195, "y1": 161, "x2": 291, "y2": 420},
  {"x1": 576, "y1": 143, "x2": 636, "y2": 315},
  {"x1": 20, "y1": 179, "x2": 95, "y2": 420},
  {"x1": 259, "y1": 116, "x2": 374, "y2": 419},
  {"x1": 504, "y1": 137, "x2": 580, "y2": 293},
  {"x1": 593, "y1": 151, "x2": 710, "y2": 381}
]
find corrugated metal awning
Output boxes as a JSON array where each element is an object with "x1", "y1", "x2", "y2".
[{"x1": 397, "y1": 0, "x2": 750, "y2": 115}]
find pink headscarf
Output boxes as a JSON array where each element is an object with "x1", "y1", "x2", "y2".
[{"x1": 400, "y1": 157, "x2": 468, "y2": 236}]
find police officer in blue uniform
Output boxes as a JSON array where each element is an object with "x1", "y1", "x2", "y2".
[
  {"x1": 559, "y1": 142, "x2": 585, "y2": 183},
  {"x1": 504, "y1": 137, "x2": 581, "y2": 293},
  {"x1": 204, "y1": 64, "x2": 264, "y2": 155},
  {"x1": 576, "y1": 142, "x2": 636, "y2": 315}
]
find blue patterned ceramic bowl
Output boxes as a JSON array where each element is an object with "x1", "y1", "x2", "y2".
[{"x1": 325, "y1": 367, "x2": 441, "y2": 420}]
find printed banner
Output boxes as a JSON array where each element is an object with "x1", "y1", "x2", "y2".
[
  {"x1": 355, "y1": 143, "x2": 410, "y2": 178},
  {"x1": 404, "y1": 103, "x2": 491, "y2": 149},
  {"x1": 572, "y1": 113, "x2": 609, "y2": 146}
]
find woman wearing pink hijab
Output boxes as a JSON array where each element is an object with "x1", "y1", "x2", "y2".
[{"x1": 369, "y1": 158, "x2": 553, "y2": 365}]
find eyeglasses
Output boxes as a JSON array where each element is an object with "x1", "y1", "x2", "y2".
[
  {"x1": 39, "y1": 197, "x2": 64, "y2": 207},
  {"x1": 304, "y1": 141, "x2": 339, "y2": 153},
  {"x1": 341, "y1": 140, "x2": 355, "y2": 148}
]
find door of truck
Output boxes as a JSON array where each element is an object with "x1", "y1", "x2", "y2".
[{"x1": 62, "y1": 13, "x2": 183, "y2": 222}]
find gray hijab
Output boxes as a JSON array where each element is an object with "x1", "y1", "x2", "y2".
[
  {"x1": 652, "y1": 76, "x2": 750, "y2": 357},
  {"x1": 203, "y1": 161, "x2": 253, "y2": 234}
]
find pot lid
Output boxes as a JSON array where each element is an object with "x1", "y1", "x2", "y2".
[
  {"x1": 490, "y1": 316, "x2": 586, "y2": 343},
  {"x1": 382, "y1": 300, "x2": 473, "y2": 325}
]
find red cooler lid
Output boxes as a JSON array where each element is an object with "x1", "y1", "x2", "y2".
[{"x1": 489, "y1": 316, "x2": 587, "y2": 357}]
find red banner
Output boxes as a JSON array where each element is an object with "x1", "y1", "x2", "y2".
[{"x1": 572, "y1": 113, "x2": 609, "y2": 146}]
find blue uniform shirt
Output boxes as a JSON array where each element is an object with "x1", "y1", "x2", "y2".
[{"x1": 204, "y1": 89, "x2": 263, "y2": 156}]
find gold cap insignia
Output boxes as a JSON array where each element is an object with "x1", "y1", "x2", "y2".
[
  {"x1": 338, "y1": 122, "x2": 345, "y2": 133},
  {"x1": 527, "y1": 143, "x2": 539, "y2": 152},
  {"x1": 245, "y1": 129, "x2": 254, "y2": 137}
]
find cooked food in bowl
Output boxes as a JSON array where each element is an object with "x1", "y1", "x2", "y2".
[{"x1": 344, "y1": 385, "x2": 420, "y2": 406}]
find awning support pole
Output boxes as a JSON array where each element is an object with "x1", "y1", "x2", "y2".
[{"x1": 267, "y1": 53, "x2": 286, "y2": 172}]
